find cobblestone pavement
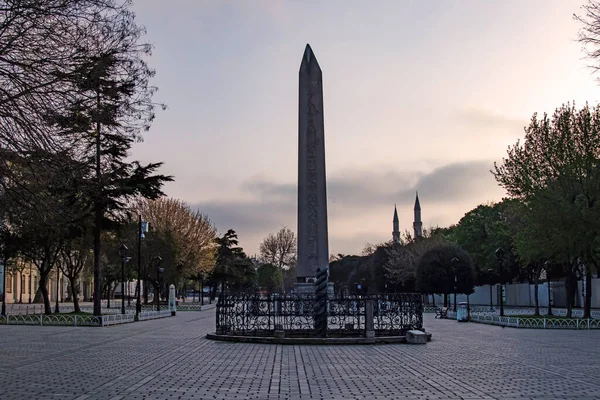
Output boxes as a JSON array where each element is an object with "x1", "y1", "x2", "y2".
[{"x1": 0, "y1": 311, "x2": 599, "y2": 400}]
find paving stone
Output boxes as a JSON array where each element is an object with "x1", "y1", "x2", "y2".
[{"x1": 0, "y1": 312, "x2": 600, "y2": 399}]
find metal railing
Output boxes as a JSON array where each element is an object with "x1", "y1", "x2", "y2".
[
  {"x1": 138, "y1": 309, "x2": 173, "y2": 321},
  {"x1": 469, "y1": 314, "x2": 600, "y2": 329},
  {"x1": 0, "y1": 310, "x2": 172, "y2": 326},
  {"x1": 215, "y1": 293, "x2": 423, "y2": 337},
  {"x1": 425, "y1": 305, "x2": 600, "y2": 319}
]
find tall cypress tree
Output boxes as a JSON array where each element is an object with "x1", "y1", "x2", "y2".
[{"x1": 47, "y1": 7, "x2": 172, "y2": 316}]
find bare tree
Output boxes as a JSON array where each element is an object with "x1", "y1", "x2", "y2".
[
  {"x1": 0, "y1": 0, "x2": 123, "y2": 151},
  {"x1": 575, "y1": 0, "x2": 600, "y2": 77},
  {"x1": 259, "y1": 228, "x2": 297, "y2": 292},
  {"x1": 136, "y1": 198, "x2": 217, "y2": 281},
  {"x1": 259, "y1": 227, "x2": 297, "y2": 269},
  {"x1": 59, "y1": 230, "x2": 93, "y2": 313}
]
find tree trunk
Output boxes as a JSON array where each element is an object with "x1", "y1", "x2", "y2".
[
  {"x1": 565, "y1": 274, "x2": 573, "y2": 318},
  {"x1": 143, "y1": 280, "x2": 149, "y2": 304},
  {"x1": 534, "y1": 265, "x2": 540, "y2": 316},
  {"x1": 584, "y1": 266, "x2": 592, "y2": 319},
  {"x1": 92, "y1": 216, "x2": 102, "y2": 316},
  {"x1": 92, "y1": 91, "x2": 103, "y2": 317},
  {"x1": 106, "y1": 284, "x2": 111, "y2": 309},
  {"x1": 39, "y1": 276, "x2": 51, "y2": 315},
  {"x1": 33, "y1": 288, "x2": 42, "y2": 303},
  {"x1": 68, "y1": 276, "x2": 81, "y2": 313},
  {"x1": 154, "y1": 281, "x2": 160, "y2": 308}
]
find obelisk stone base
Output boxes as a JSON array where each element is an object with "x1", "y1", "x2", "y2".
[{"x1": 293, "y1": 282, "x2": 334, "y2": 296}]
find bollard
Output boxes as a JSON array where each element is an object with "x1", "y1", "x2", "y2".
[{"x1": 169, "y1": 284, "x2": 176, "y2": 316}]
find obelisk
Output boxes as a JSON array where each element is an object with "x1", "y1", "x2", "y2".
[{"x1": 297, "y1": 44, "x2": 329, "y2": 283}]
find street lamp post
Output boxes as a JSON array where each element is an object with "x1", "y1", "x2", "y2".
[
  {"x1": 136, "y1": 214, "x2": 143, "y2": 320},
  {"x1": 54, "y1": 266, "x2": 60, "y2": 314},
  {"x1": 487, "y1": 268, "x2": 494, "y2": 311},
  {"x1": 544, "y1": 260, "x2": 553, "y2": 316},
  {"x1": 200, "y1": 272, "x2": 205, "y2": 306},
  {"x1": 155, "y1": 256, "x2": 163, "y2": 312},
  {"x1": 28, "y1": 263, "x2": 32, "y2": 304},
  {"x1": 451, "y1": 257, "x2": 459, "y2": 312},
  {"x1": 495, "y1": 247, "x2": 505, "y2": 317},
  {"x1": 0, "y1": 252, "x2": 6, "y2": 316},
  {"x1": 119, "y1": 244, "x2": 128, "y2": 315}
]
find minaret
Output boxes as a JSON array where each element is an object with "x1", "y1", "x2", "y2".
[
  {"x1": 413, "y1": 192, "x2": 423, "y2": 239},
  {"x1": 392, "y1": 205, "x2": 400, "y2": 244}
]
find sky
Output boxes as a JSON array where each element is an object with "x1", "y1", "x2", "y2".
[{"x1": 129, "y1": 0, "x2": 600, "y2": 257}]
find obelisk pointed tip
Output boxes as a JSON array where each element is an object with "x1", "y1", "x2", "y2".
[
  {"x1": 305, "y1": 43, "x2": 313, "y2": 55},
  {"x1": 300, "y1": 43, "x2": 320, "y2": 72}
]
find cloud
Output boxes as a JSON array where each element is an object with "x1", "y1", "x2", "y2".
[
  {"x1": 455, "y1": 107, "x2": 528, "y2": 134},
  {"x1": 191, "y1": 160, "x2": 505, "y2": 255}
]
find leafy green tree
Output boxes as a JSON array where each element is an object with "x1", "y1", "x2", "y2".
[
  {"x1": 256, "y1": 263, "x2": 283, "y2": 292},
  {"x1": 493, "y1": 102, "x2": 600, "y2": 317},
  {"x1": 211, "y1": 230, "x2": 255, "y2": 293},
  {"x1": 450, "y1": 200, "x2": 522, "y2": 285},
  {"x1": 329, "y1": 255, "x2": 361, "y2": 294},
  {"x1": 385, "y1": 229, "x2": 449, "y2": 292},
  {"x1": 52, "y1": 51, "x2": 172, "y2": 315},
  {"x1": 416, "y1": 244, "x2": 474, "y2": 306}
]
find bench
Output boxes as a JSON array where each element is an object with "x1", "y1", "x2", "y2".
[{"x1": 435, "y1": 307, "x2": 448, "y2": 319}]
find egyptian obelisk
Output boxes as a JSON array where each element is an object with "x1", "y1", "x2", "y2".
[{"x1": 297, "y1": 44, "x2": 329, "y2": 283}]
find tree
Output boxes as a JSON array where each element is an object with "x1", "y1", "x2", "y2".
[
  {"x1": 259, "y1": 227, "x2": 296, "y2": 292},
  {"x1": 136, "y1": 198, "x2": 217, "y2": 288},
  {"x1": 451, "y1": 200, "x2": 522, "y2": 285},
  {"x1": 416, "y1": 244, "x2": 474, "y2": 307},
  {"x1": 329, "y1": 255, "x2": 361, "y2": 293},
  {"x1": 0, "y1": 0, "x2": 173, "y2": 316},
  {"x1": 0, "y1": 150, "x2": 87, "y2": 314},
  {"x1": 49, "y1": 23, "x2": 173, "y2": 316},
  {"x1": 259, "y1": 227, "x2": 297, "y2": 269},
  {"x1": 282, "y1": 260, "x2": 298, "y2": 292},
  {"x1": 0, "y1": 0, "x2": 125, "y2": 151},
  {"x1": 493, "y1": 103, "x2": 600, "y2": 317},
  {"x1": 256, "y1": 263, "x2": 282, "y2": 292},
  {"x1": 575, "y1": 0, "x2": 600, "y2": 79},
  {"x1": 211, "y1": 230, "x2": 255, "y2": 293},
  {"x1": 59, "y1": 226, "x2": 93, "y2": 313},
  {"x1": 383, "y1": 244, "x2": 416, "y2": 292},
  {"x1": 385, "y1": 228, "x2": 452, "y2": 293}
]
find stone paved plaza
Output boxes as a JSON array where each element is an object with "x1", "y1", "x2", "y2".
[{"x1": 0, "y1": 310, "x2": 599, "y2": 400}]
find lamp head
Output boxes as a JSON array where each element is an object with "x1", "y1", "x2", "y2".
[{"x1": 118, "y1": 244, "x2": 128, "y2": 259}]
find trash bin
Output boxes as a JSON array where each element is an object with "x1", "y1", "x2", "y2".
[{"x1": 457, "y1": 302, "x2": 469, "y2": 322}]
